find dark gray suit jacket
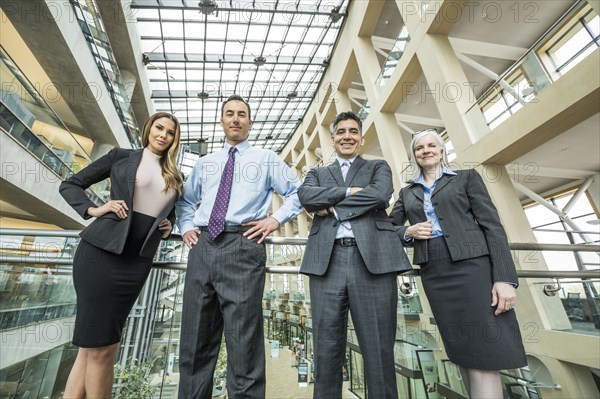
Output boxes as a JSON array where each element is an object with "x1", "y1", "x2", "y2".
[
  {"x1": 59, "y1": 148, "x2": 178, "y2": 258},
  {"x1": 390, "y1": 168, "x2": 518, "y2": 285},
  {"x1": 298, "y1": 156, "x2": 411, "y2": 276}
]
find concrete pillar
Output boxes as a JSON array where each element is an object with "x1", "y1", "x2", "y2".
[
  {"x1": 416, "y1": 34, "x2": 479, "y2": 152},
  {"x1": 478, "y1": 164, "x2": 571, "y2": 330}
]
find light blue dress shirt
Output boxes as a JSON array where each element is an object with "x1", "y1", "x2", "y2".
[
  {"x1": 413, "y1": 167, "x2": 457, "y2": 238},
  {"x1": 333, "y1": 156, "x2": 357, "y2": 239},
  {"x1": 176, "y1": 140, "x2": 303, "y2": 234}
]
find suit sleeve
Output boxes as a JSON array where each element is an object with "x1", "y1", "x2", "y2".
[
  {"x1": 298, "y1": 168, "x2": 347, "y2": 212},
  {"x1": 390, "y1": 188, "x2": 412, "y2": 246},
  {"x1": 59, "y1": 148, "x2": 117, "y2": 219},
  {"x1": 333, "y1": 160, "x2": 394, "y2": 221},
  {"x1": 466, "y1": 169, "x2": 518, "y2": 285}
]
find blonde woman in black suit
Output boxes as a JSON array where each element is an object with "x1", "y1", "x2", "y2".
[
  {"x1": 59, "y1": 112, "x2": 183, "y2": 398},
  {"x1": 391, "y1": 129, "x2": 526, "y2": 399}
]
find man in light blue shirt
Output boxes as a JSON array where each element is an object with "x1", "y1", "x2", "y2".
[{"x1": 176, "y1": 95, "x2": 303, "y2": 399}]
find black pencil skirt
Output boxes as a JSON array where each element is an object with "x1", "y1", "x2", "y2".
[
  {"x1": 71, "y1": 212, "x2": 156, "y2": 348},
  {"x1": 420, "y1": 237, "x2": 527, "y2": 370}
]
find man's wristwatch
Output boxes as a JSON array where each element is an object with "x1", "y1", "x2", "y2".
[{"x1": 326, "y1": 207, "x2": 333, "y2": 216}]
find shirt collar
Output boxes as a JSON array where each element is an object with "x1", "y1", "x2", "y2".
[
  {"x1": 224, "y1": 140, "x2": 251, "y2": 156},
  {"x1": 336, "y1": 156, "x2": 358, "y2": 166},
  {"x1": 414, "y1": 167, "x2": 457, "y2": 185}
]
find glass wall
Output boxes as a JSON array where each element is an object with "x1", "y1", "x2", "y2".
[
  {"x1": 0, "y1": 342, "x2": 79, "y2": 399},
  {"x1": 70, "y1": 0, "x2": 142, "y2": 148},
  {"x1": 0, "y1": 46, "x2": 106, "y2": 204}
]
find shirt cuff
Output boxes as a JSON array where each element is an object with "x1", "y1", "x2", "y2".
[
  {"x1": 403, "y1": 230, "x2": 413, "y2": 243},
  {"x1": 496, "y1": 281, "x2": 518, "y2": 288},
  {"x1": 345, "y1": 188, "x2": 351, "y2": 198},
  {"x1": 332, "y1": 208, "x2": 340, "y2": 220},
  {"x1": 179, "y1": 221, "x2": 196, "y2": 236}
]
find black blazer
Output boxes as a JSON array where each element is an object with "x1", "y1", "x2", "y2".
[
  {"x1": 390, "y1": 169, "x2": 518, "y2": 285},
  {"x1": 59, "y1": 148, "x2": 178, "y2": 258},
  {"x1": 298, "y1": 156, "x2": 411, "y2": 276}
]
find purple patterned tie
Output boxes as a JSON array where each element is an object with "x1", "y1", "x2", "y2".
[{"x1": 207, "y1": 147, "x2": 236, "y2": 239}]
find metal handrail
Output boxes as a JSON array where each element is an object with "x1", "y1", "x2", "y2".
[
  {"x1": 1, "y1": 228, "x2": 599, "y2": 252},
  {"x1": 1, "y1": 228, "x2": 598, "y2": 277},
  {"x1": 0, "y1": 255, "x2": 597, "y2": 279}
]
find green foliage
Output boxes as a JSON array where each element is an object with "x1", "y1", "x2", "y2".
[
  {"x1": 214, "y1": 335, "x2": 228, "y2": 388},
  {"x1": 112, "y1": 357, "x2": 157, "y2": 399}
]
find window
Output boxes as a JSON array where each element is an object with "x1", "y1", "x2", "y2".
[
  {"x1": 478, "y1": 68, "x2": 536, "y2": 129},
  {"x1": 538, "y1": 3, "x2": 599, "y2": 77}
]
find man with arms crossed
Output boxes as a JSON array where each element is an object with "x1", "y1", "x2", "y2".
[
  {"x1": 298, "y1": 111, "x2": 411, "y2": 399},
  {"x1": 176, "y1": 95, "x2": 303, "y2": 399}
]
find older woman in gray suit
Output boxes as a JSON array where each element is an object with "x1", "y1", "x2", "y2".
[{"x1": 391, "y1": 129, "x2": 526, "y2": 398}]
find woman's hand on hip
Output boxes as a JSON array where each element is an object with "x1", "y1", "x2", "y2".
[
  {"x1": 491, "y1": 282, "x2": 517, "y2": 315},
  {"x1": 406, "y1": 220, "x2": 432, "y2": 240},
  {"x1": 158, "y1": 219, "x2": 173, "y2": 238},
  {"x1": 87, "y1": 200, "x2": 128, "y2": 219}
]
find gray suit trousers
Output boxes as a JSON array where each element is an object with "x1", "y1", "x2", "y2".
[
  {"x1": 310, "y1": 245, "x2": 398, "y2": 399},
  {"x1": 178, "y1": 232, "x2": 266, "y2": 399}
]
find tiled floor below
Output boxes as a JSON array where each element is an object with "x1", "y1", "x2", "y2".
[{"x1": 265, "y1": 340, "x2": 358, "y2": 399}]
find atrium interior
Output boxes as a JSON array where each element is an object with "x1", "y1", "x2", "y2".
[{"x1": 0, "y1": 0, "x2": 599, "y2": 398}]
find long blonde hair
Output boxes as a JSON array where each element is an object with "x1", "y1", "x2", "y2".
[{"x1": 141, "y1": 112, "x2": 183, "y2": 195}]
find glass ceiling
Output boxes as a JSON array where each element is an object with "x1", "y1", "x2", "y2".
[{"x1": 131, "y1": 0, "x2": 351, "y2": 154}]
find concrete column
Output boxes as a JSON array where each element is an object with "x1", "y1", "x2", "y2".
[
  {"x1": 297, "y1": 213, "x2": 309, "y2": 237},
  {"x1": 353, "y1": 37, "x2": 382, "y2": 106},
  {"x1": 373, "y1": 113, "x2": 412, "y2": 189},
  {"x1": 478, "y1": 164, "x2": 571, "y2": 330},
  {"x1": 120, "y1": 69, "x2": 137, "y2": 101},
  {"x1": 587, "y1": 173, "x2": 600, "y2": 213},
  {"x1": 416, "y1": 34, "x2": 480, "y2": 152},
  {"x1": 91, "y1": 142, "x2": 115, "y2": 161}
]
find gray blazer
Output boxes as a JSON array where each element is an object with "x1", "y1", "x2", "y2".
[
  {"x1": 298, "y1": 156, "x2": 411, "y2": 276},
  {"x1": 59, "y1": 148, "x2": 178, "y2": 258},
  {"x1": 390, "y1": 168, "x2": 518, "y2": 285}
]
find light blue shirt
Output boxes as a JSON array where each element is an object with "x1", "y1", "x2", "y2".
[
  {"x1": 333, "y1": 156, "x2": 357, "y2": 239},
  {"x1": 176, "y1": 140, "x2": 303, "y2": 234},
  {"x1": 413, "y1": 167, "x2": 457, "y2": 238}
]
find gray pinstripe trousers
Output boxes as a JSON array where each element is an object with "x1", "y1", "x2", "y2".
[
  {"x1": 178, "y1": 232, "x2": 266, "y2": 399},
  {"x1": 309, "y1": 245, "x2": 399, "y2": 399}
]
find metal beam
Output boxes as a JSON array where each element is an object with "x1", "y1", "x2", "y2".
[
  {"x1": 144, "y1": 52, "x2": 325, "y2": 65},
  {"x1": 130, "y1": 0, "x2": 348, "y2": 17}
]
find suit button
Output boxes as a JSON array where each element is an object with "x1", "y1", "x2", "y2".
[
  {"x1": 333, "y1": 222, "x2": 339, "y2": 227},
  {"x1": 445, "y1": 234, "x2": 449, "y2": 238},
  {"x1": 434, "y1": 202, "x2": 439, "y2": 206},
  {"x1": 439, "y1": 217, "x2": 444, "y2": 221}
]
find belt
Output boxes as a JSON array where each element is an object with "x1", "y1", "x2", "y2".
[
  {"x1": 334, "y1": 238, "x2": 357, "y2": 247},
  {"x1": 198, "y1": 225, "x2": 251, "y2": 233}
]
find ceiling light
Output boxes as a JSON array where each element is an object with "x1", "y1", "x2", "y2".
[
  {"x1": 329, "y1": 6, "x2": 343, "y2": 23},
  {"x1": 287, "y1": 92, "x2": 298, "y2": 99},
  {"x1": 198, "y1": 1, "x2": 218, "y2": 16},
  {"x1": 142, "y1": 54, "x2": 150, "y2": 65},
  {"x1": 197, "y1": 92, "x2": 209, "y2": 100},
  {"x1": 253, "y1": 56, "x2": 267, "y2": 66}
]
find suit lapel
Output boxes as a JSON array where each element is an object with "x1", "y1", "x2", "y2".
[
  {"x1": 327, "y1": 162, "x2": 344, "y2": 186},
  {"x1": 344, "y1": 156, "x2": 366, "y2": 186},
  {"x1": 431, "y1": 173, "x2": 455, "y2": 197},
  {"x1": 127, "y1": 149, "x2": 144, "y2": 200},
  {"x1": 408, "y1": 183, "x2": 424, "y2": 202}
]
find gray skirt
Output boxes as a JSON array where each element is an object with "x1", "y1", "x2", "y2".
[{"x1": 420, "y1": 237, "x2": 527, "y2": 370}]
